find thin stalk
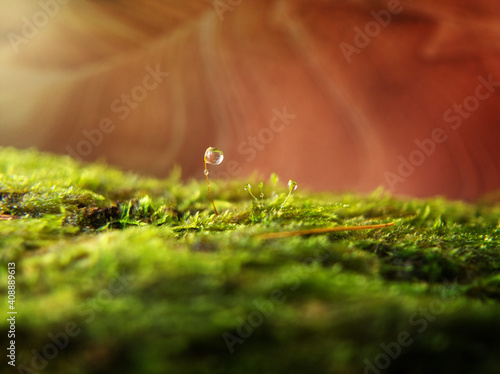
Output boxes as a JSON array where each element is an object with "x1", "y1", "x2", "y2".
[
  {"x1": 280, "y1": 190, "x2": 293, "y2": 209},
  {"x1": 205, "y1": 160, "x2": 218, "y2": 215},
  {"x1": 245, "y1": 184, "x2": 259, "y2": 203},
  {"x1": 257, "y1": 222, "x2": 394, "y2": 239}
]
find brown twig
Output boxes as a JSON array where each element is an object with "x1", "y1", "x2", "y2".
[
  {"x1": 0, "y1": 214, "x2": 20, "y2": 221},
  {"x1": 257, "y1": 222, "x2": 395, "y2": 239}
]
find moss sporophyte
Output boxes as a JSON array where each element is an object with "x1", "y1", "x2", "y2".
[
  {"x1": 281, "y1": 179, "x2": 298, "y2": 209},
  {"x1": 4, "y1": 147, "x2": 500, "y2": 373},
  {"x1": 244, "y1": 179, "x2": 393, "y2": 238},
  {"x1": 203, "y1": 149, "x2": 394, "y2": 237},
  {"x1": 204, "y1": 147, "x2": 224, "y2": 215}
]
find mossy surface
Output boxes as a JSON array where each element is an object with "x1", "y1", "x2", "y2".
[{"x1": 1, "y1": 147, "x2": 500, "y2": 374}]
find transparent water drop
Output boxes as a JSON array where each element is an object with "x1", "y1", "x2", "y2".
[
  {"x1": 244, "y1": 184, "x2": 251, "y2": 191},
  {"x1": 204, "y1": 170, "x2": 209, "y2": 176},
  {"x1": 204, "y1": 147, "x2": 224, "y2": 165}
]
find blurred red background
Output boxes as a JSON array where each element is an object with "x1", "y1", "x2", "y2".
[{"x1": 1, "y1": 0, "x2": 499, "y2": 200}]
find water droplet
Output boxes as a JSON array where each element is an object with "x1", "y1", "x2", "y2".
[
  {"x1": 288, "y1": 180, "x2": 298, "y2": 191},
  {"x1": 204, "y1": 147, "x2": 224, "y2": 165},
  {"x1": 244, "y1": 184, "x2": 251, "y2": 191},
  {"x1": 204, "y1": 170, "x2": 209, "y2": 176}
]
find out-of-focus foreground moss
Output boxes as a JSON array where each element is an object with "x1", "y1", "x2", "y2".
[{"x1": 1, "y1": 147, "x2": 500, "y2": 374}]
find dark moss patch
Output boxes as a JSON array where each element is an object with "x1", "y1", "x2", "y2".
[{"x1": 78, "y1": 206, "x2": 123, "y2": 230}]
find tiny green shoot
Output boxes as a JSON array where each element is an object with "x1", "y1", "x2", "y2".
[
  {"x1": 281, "y1": 180, "x2": 297, "y2": 209},
  {"x1": 244, "y1": 184, "x2": 259, "y2": 203},
  {"x1": 270, "y1": 173, "x2": 279, "y2": 198}
]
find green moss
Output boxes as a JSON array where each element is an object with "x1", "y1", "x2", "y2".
[{"x1": 1, "y1": 147, "x2": 500, "y2": 374}]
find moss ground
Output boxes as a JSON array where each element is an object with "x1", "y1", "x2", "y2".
[{"x1": 1, "y1": 147, "x2": 500, "y2": 374}]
